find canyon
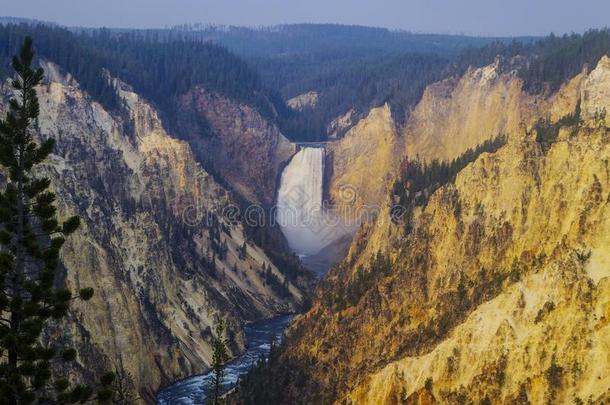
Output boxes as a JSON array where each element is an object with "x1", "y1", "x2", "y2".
[
  {"x1": 0, "y1": 21, "x2": 609, "y2": 405},
  {"x1": 1, "y1": 61, "x2": 311, "y2": 402},
  {"x1": 233, "y1": 56, "x2": 610, "y2": 404}
]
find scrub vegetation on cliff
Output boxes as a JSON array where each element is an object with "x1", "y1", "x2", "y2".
[{"x1": 391, "y1": 134, "x2": 507, "y2": 232}]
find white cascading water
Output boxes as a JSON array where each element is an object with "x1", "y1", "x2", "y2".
[{"x1": 276, "y1": 147, "x2": 331, "y2": 256}]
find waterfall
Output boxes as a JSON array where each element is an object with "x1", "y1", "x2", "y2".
[{"x1": 276, "y1": 147, "x2": 327, "y2": 256}]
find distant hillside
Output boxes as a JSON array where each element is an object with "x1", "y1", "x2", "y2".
[
  {"x1": 0, "y1": 16, "x2": 56, "y2": 26},
  {"x1": 153, "y1": 24, "x2": 515, "y2": 140},
  {"x1": 0, "y1": 22, "x2": 492, "y2": 142},
  {"x1": 0, "y1": 24, "x2": 284, "y2": 137},
  {"x1": 2, "y1": 22, "x2": 608, "y2": 143},
  {"x1": 65, "y1": 23, "x2": 512, "y2": 140},
  {"x1": 162, "y1": 23, "x2": 504, "y2": 57}
]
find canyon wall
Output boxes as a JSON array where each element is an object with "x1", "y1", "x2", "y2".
[
  {"x1": 327, "y1": 104, "x2": 399, "y2": 215},
  {"x1": 238, "y1": 56, "x2": 610, "y2": 405},
  {"x1": 179, "y1": 88, "x2": 295, "y2": 206},
  {"x1": 1, "y1": 62, "x2": 309, "y2": 401}
]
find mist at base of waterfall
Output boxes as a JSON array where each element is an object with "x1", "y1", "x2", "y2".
[{"x1": 276, "y1": 147, "x2": 355, "y2": 272}]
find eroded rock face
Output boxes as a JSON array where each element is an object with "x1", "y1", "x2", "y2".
[
  {"x1": 327, "y1": 108, "x2": 356, "y2": 139},
  {"x1": 179, "y1": 88, "x2": 295, "y2": 206},
  {"x1": 324, "y1": 62, "x2": 537, "y2": 234},
  {"x1": 247, "y1": 57, "x2": 610, "y2": 405},
  {"x1": 327, "y1": 104, "x2": 398, "y2": 218},
  {"x1": 345, "y1": 124, "x2": 610, "y2": 404},
  {"x1": 581, "y1": 55, "x2": 610, "y2": 127},
  {"x1": 324, "y1": 60, "x2": 589, "y2": 268},
  {"x1": 403, "y1": 61, "x2": 536, "y2": 162},
  {"x1": 1, "y1": 63, "x2": 308, "y2": 401},
  {"x1": 287, "y1": 91, "x2": 319, "y2": 110}
]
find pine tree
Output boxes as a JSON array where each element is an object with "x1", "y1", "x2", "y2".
[
  {"x1": 0, "y1": 37, "x2": 114, "y2": 403},
  {"x1": 208, "y1": 317, "x2": 229, "y2": 405},
  {"x1": 111, "y1": 366, "x2": 139, "y2": 404},
  {"x1": 238, "y1": 242, "x2": 247, "y2": 260}
]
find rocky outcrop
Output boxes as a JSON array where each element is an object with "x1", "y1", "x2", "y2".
[
  {"x1": 179, "y1": 88, "x2": 295, "y2": 206},
  {"x1": 327, "y1": 108, "x2": 356, "y2": 139},
  {"x1": 287, "y1": 91, "x2": 319, "y2": 110},
  {"x1": 1, "y1": 62, "x2": 309, "y2": 401},
  {"x1": 403, "y1": 60, "x2": 533, "y2": 162},
  {"x1": 581, "y1": 55, "x2": 610, "y2": 127},
  {"x1": 327, "y1": 104, "x2": 398, "y2": 218}
]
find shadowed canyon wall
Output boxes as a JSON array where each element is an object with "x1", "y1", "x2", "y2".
[{"x1": 1, "y1": 61, "x2": 310, "y2": 401}]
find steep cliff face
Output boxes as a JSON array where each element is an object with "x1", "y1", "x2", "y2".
[
  {"x1": 323, "y1": 63, "x2": 533, "y2": 267},
  {"x1": 345, "y1": 123, "x2": 610, "y2": 404},
  {"x1": 327, "y1": 109, "x2": 356, "y2": 139},
  {"x1": 239, "y1": 57, "x2": 610, "y2": 404},
  {"x1": 402, "y1": 61, "x2": 531, "y2": 162},
  {"x1": 402, "y1": 58, "x2": 589, "y2": 163},
  {"x1": 326, "y1": 59, "x2": 587, "y2": 268},
  {"x1": 1, "y1": 62, "x2": 308, "y2": 401},
  {"x1": 581, "y1": 55, "x2": 610, "y2": 127},
  {"x1": 325, "y1": 62, "x2": 535, "y2": 231},
  {"x1": 327, "y1": 104, "x2": 398, "y2": 215},
  {"x1": 179, "y1": 88, "x2": 295, "y2": 206}
]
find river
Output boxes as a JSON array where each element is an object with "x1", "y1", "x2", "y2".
[{"x1": 156, "y1": 315, "x2": 293, "y2": 404}]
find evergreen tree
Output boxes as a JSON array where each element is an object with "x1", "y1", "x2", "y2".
[
  {"x1": 208, "y1": 317, "x2": 229, "y2": 405},
  {"x1": 111, "y1": 366, "x2": 139, "y2": 404},
  {"x1": 0, "y1": 37, "x2": 114, "y2": 403},
  {"x1": 238, "y1": 242, "x2": 247, "y2": 260}
]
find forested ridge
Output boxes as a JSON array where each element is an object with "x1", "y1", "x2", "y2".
[
  {"x1": 454, "y1": 29, "x2": 610, "y2": 93},
  {"x1": 0, "y1": 22, "x2": 503, "y2": 141},
  {"x1": 132, "y1": 23, "x2": 502, "y2": 58},
  {"x1": 273, "y1": 28, "x2": 610, "y2": 139},
  {"x1": 1, "y1": 22, "x2": 609, "y2": 142},
  {"x1": 272, "y1": 52, "x2": 450, "y2": 139},
  {"x1": 0, "y1": 24, "x2": 285, "y2": 137}
]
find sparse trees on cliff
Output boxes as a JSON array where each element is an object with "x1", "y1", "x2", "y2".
[
  {"x1": 208, "y1": 317, "x2": 229, "y2": 405},
  {"x1": 111, "y1": 366, "x2": 139, "y2": 404},
  {"x1": 391, "y1": 134, "x2": 507, "y2": 233},
  {"x1": 0, "y1": 37, "x2": 114, "y2": 403}
]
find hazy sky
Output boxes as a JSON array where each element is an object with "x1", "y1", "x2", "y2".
[{"x1": 3, "y1": 0, "x2": 609, "y2": 37}]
